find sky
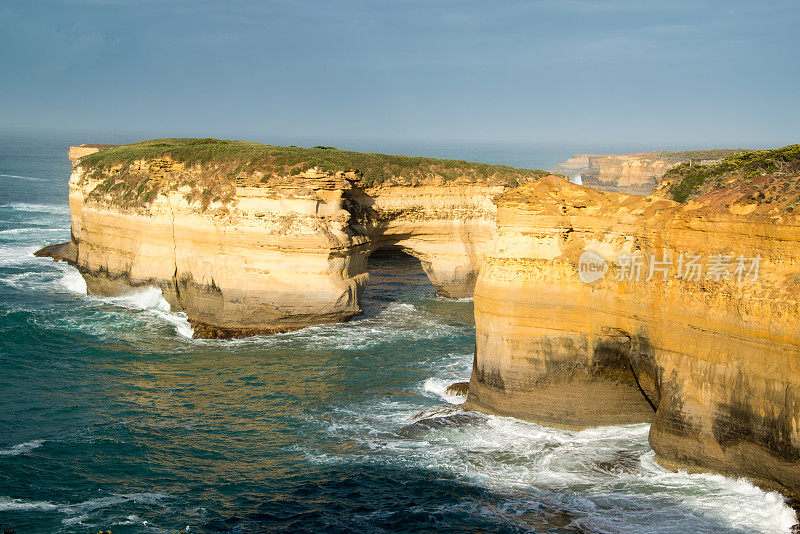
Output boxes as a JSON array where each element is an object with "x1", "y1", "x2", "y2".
[{"x1": 1, "y1": 0, "x2": 798, "y2": 149}]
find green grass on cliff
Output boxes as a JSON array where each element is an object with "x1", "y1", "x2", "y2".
[
  {"x1": 78, "y1": 138, "x2": 551, "y2": 187},
  {"x1": 664, "y1": 144, "x2": 800, "y2": 203},
  {"x1": 652, "y1": 148, "x2": 746, "y2": 165}
]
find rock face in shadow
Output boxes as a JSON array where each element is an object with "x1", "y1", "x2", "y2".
[
  {"x1": 466, "y1": 174, "x2": 800, "y2": 497},
  {"x1": 49, "y1": 141, "x2": 546, "y2": 337}
]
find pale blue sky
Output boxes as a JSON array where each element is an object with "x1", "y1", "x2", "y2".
[{"x1": 1, "y1": 0, "x2": 798, "y2": 147}]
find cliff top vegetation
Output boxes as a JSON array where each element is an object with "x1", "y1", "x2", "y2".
[
  {"x1": 651, "y1": 148, "x2": 746, "y2": 164},
  {"x1": 661, "y1": 144, "x2": 800, "y2": 205},
  {"x1": 78, "y1": 138, "x2": 551, "y2": 187}
]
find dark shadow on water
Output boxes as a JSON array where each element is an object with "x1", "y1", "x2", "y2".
[
  {"x1": 364, "y1": 245, "x2": 475, "y2": 329},
  {"x1": 196, "y1": 463, "x2": 763, "y2": 534},
  {"x1": 360, "y1": 246, "x2": 433, "y2": 318},
  {"x1": 200, "y1": 465, "x2": 590, "y2": 534}
]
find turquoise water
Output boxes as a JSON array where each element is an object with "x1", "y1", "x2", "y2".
[{"x1": 0, "y1": 135, "x2": 797, "y2": 533}]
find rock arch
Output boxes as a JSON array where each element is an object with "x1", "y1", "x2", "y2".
[{"x1": 56, "y1": 163, "x2": 507, "y2": 338}]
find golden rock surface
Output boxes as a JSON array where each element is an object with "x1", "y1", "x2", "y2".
[{"x1": 467, "y1": 174, "x2": 800, "y2": 496}]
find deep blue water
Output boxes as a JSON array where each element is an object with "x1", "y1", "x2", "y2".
[{"x1": 0, "y1": 135, "x2": 796, "y2": 533}]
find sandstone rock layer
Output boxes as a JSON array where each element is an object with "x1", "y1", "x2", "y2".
[
  {"x1": 466, "y1": 175, "x2": 800, "y2": 496},
  {"x1": 55, "y1": 140, "x2": 543, "y2": 337},
  {"x1": 553, "y1": 149, "x2": 745, "y2": 195},
  {"x1": 554, "y1": 153, "x2": 676, "y2": 194}
]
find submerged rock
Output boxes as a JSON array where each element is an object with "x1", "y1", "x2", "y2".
[
  {"x1": 593, "y1": 450, "x2": 642, "y2": 475},
  {"x1": 34, "y1": 241, "x2": 77, "y2": 265},
  {"x1": 398, "y1": 407, "x2": 485, "y2": 437}
]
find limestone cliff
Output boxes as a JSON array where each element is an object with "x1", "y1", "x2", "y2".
[
  {"x1": 554, "y1": 149, "x2": 744, "y2": 195},
  {"x1": 44, "y1": 138, "x2": 548, "y2": 337},
  {"x1": 467, "y1": 148, "x2": 800, "y2": 496}
]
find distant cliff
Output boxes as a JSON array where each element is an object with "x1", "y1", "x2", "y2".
[
  {"x1": 47, "y1": 138, "x2": 550, "y2": 337},
  {"x1": 468, "y1": 145, "x2": 800, "y2": 497},
  {"x1": 553, "y1": 149, "x2": 745, "y2": 195},
  {"x1": 68, "y1": 144, "x2": 119, "y2": 165}
]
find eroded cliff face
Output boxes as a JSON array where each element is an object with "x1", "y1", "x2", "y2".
[
  {"x1": 554, "y1": 153, "x2": 675, "y2": 194},
  {"x1": 60, "y1": 142, "x2": 527, "y2": 337},
  {"x1": 553, "y1": 150, "x2": 745, "y2": 195},
  {"x1": 467, "y1": 175, "x2": 800, "y2": 496},
  {"x1": 591, "y1": 154, "x2": 675, "y2": 193}
]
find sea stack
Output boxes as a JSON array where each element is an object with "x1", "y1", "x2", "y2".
[{"x1": 43, "y1": 138, "x2": 549, "y2": 337}]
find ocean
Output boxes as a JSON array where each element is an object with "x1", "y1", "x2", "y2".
[{"x1": 0, "y1": 133, "x2": 796, "y2": 533}]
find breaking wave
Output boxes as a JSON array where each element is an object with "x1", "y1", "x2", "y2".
[
  {"x1": 0, "y1": 440, "x2": 44, "y2": 456},
  {"x1": 0, "y1": 493, "x2": 170, "y2": 526},
  {"x1": 104, "y1": 286, "x2": 194, "y2": 339},
  {"x1": 0, "y1": 202, "x2": 70, "y2": 215},
  {"x1": 0, "y1": 173, "x2": 46, "y2": 182},
  {"x1": 314, "y1": 395, "x2": 796, "y2": 533}
]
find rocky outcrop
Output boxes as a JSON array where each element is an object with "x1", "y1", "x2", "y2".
[
  {"x1": 553, "y1": 149, "x2": 745, "y2": 195},
  {"x1": 466, "y1": 173, "x2": 800, "y2": 497},
  {"x1": 591, "y1": 153, "x2": 676, "y2": 193},
  {"x1": 45, "y1": 139, "x2": 547, "y2": 337},
  {"x1": 553, "y1": 153, "x2": 674, "y2": 194}
]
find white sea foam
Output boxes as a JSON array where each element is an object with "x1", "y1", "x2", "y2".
[
  {"x1": 293, "y1": 302, "x2": 455, "y2": 349},
  {"x1": 107, "y1": 287, "x2": 193, "y2": 338},
  {"x1": 110, "y1": 286, "x2": 170, "y2": 310},
  {"x1": 3, "y1": 252, "x2": 193, "y2": 338},
  {"x1": 59, "y1": 493, "x2": 169, "y2": 515},
  {"x1": 0, "y1": 173, "x2": 46, "y2": 182},
  {"x1": 311, "y1": 349, "x2": 798, "y2": 534},
  {"x1": 0, "y1": 245, "x2": 39, "y2": 267},
  {"x1": 0, "y1": 496, "x2": 59, "y2": 512},
  {"x1": 0, "y1": 253, "x2": 80, "y2": 293},
  {"x1": 112, "y1": 514, "x2": 143, "y2": 526},
  {"x1": 339, "y1": 415, "x2": 795, "y2": 532},
  {"x1": 22, "y1": 268, "x2": 193, "y2": 338},
  {"x1": 58, "y1": 268, "x2": 87, "y2": 294},
  {"x1": 0, "y1": 202, "x2": 69, "y2": 215},
  {"x1": 0, "y1": 492, "x2": 170, "y2": 523},
  {"x1": 420, "y1": 350, "x2": 473, "y2": 376},
  {"x1": 0, "y1": 272, "x2": 31, "y2": 289},
  {"x1": 154, "y1": 307, "x2": 194, "y2": 339},
  {"x1": 422, "y1": 377, "x2": 466, "y2": 404},
  {"x1": 440, "y1": 296, "x2": 473, "y2": 302},
  {"x1": 0, "y1": 440, "x2": 44, "y2": 456},
  {"x1": 209, "y1": 301, "x2": 455, "y2": 349},
  {"x1": 636, "y1": 451, "x2": 797, "y2": 532},
  {"x1": 0, "y1": 227, "x2": 64, "y2": 235}
]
